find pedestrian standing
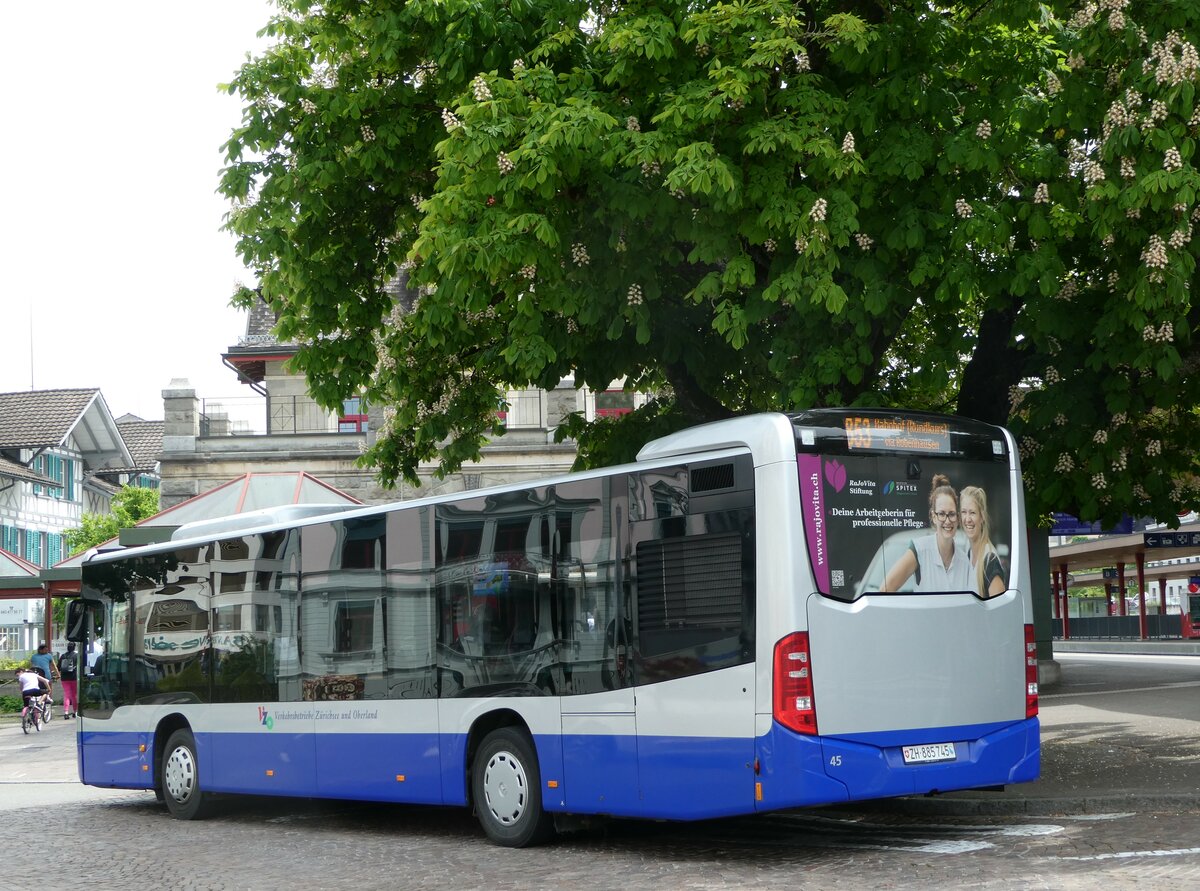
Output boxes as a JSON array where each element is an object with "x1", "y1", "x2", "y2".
[
  {"x1": 30, "y1": 643, "x2": 58, "y2": 699},
  {"x1": 58, "y1": 642, "x2": 80, "y2": 718}
]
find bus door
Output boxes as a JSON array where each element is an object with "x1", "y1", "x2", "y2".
[
  {"x1": 631, "y1": 531, "x2": 757, "y2": 820},
  {"x1": 558, "y1": 607, "x2": 639, "y2": 817},
  {"x1": 630, "y1": 460, "x2": 758, "y2": 820},
  {"x1": 559, "y1": 494, "x2": 642, "y2": 816}
]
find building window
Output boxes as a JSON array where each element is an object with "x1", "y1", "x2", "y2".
[
  {"x1": 334, "y1": 600, "x2": 375, "y2": 653},
  {"x1": 338, "y1": 397, "x2": 369, "y2": 433},
  {"x1": 25, "y1": 531, "x2": 42, "y2": 567},
  {"x1": 47, "y1": 533, "x2": 62, "y2": 567},
  {"x1": 596, "y1": 389, "x2": 635, "y2": 418},
  {"x1": 31, "y1": 453, "x2": 68, "y2": 499}
]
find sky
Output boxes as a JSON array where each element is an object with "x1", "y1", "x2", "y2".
[{"x1": 1, "y1": 2, "x2": 279, "y2": 422}]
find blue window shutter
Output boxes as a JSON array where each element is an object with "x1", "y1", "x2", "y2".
[
  {"x1": 48, "y1": 533, "x2": 62, "y2": 566},
  {"x1": 66, "y1": 458, "x2": 75, "y2": 501}
]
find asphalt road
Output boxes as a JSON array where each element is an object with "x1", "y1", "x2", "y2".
[{"x1": 1, "y1": 653, "x2": 1198, "y2": 890}]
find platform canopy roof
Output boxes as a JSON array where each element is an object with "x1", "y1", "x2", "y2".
[
  {"x1": 46, "y1": 472, "x2": 363, "y2": 583},
  {"x1": 1050, "y1": 521, "x2": 1200, "y2": 589}
]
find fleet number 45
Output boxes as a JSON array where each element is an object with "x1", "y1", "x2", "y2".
[{"x1": 829, "y1": 755, "x2": 842, "y2": 767}]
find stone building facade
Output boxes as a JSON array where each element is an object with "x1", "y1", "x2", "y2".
[{"x1": 158, "y1": 379, "x2": 588, "y2": 510}]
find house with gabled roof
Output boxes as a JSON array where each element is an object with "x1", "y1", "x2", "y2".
[
  {"x1": 0, "y1": 388, "x2": 135, "y2": 652},
  {"x1": 97, "y1": 413, "x2": 165, "y2": 491}
]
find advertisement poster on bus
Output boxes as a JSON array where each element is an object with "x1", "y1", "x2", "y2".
[{"x1": 798, "y1": 452, "x2": 1012, "y2": 600}]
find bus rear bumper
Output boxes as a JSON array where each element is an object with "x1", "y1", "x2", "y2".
[
  {"x1": 755, "y1": 717, "x2": 1039, "y2": 811},
  {"x1": 821, "y1": 717, "x2": 1040, "y2": 801}
]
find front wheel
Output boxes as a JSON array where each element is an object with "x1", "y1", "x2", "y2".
[
  {"x1": 160, "y1": 728, "x2": 211, "y2": 820},
  {"x1": 40, "y1": 698, "x2": 52, "y2": 724},
  {"x1": 471, "y1": 727, "x2": 555, "y2": 847}
]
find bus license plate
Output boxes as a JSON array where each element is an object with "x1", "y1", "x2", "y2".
[{"x1": 902, "y1": 743, "x2": 957, "y2": 764}]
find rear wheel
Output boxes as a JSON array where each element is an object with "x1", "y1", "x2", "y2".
[
  {"x1": 160, "y1": 728, "x2": 210, "y2": 819},
  {"x1": 471, "y1": 727, "x2": 555, "y2": 847},
  {"x1": 21, "y1": 707, "x2": 31, "y2": 735}
]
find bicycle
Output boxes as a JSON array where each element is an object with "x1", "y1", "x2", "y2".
[
  {"x1": 21, "y1": 699, "x2": 41, "y2": 734},
  {"x1": 39, "y1": 694, "x2": 53, "y2": 725}
]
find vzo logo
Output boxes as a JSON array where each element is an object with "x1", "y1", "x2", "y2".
[{"x1": 258, "y1": 706, "x2": 275, "y2": 730}]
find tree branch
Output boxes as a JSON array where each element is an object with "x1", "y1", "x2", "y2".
[{"x1": 664, "y1": 361, "x2": 736, "y2": 423}]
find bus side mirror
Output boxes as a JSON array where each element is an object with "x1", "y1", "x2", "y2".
[{"x1": 65, "y1": 600, "x2": 88, "y2": 643}]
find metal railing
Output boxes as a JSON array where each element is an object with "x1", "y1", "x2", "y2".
[
  {"x1": 200, "y1": 396, "x2": 345, "y2": 436},
  {"x1": 200, "y1": 388, "x2": 562, "y2": 438},
  {"x1": 498, "y1": 390, "x2": 543, "y2": 429},
  {"x1": 1052, "y1": 614, "x2": 1184, "y2": 640}
]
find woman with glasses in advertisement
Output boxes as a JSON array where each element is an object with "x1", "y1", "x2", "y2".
[
  {"x1": 960, "y1": 485, "x2": 1007, "y2": 598},
  {"x1": 881, "y1": 474, "x2": 974, "y2": 593}
]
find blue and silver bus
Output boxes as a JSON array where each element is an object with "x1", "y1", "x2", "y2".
[{"x1": 66, "y1": 411, "x2": 1039, "y2": 845}]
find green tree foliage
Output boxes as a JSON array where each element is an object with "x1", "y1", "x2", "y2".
[
  {"x1": 221, "y1": 1, "x2": 1200, "y2": 524},
  {"x1": 64, "y1": 486, "x2": 160, "y2": 556}
]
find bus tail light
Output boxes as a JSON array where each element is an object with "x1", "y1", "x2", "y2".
[
  {"x1": 1024, "y1": 624, "x2": 1039, "y2": 718},
  {"x1": 774, "y1": 632, "x2": 817, "y2": 735}
]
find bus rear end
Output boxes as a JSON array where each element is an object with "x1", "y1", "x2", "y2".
[{"x1": 759, "y1": 410, "x2": 1038, "y2": 809}]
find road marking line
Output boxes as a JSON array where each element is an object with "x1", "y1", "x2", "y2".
[
  {"x1": 1057, "y1": 846, "x2": 1200, "y2": 862},
  {"x1": 1042, "y1": 679, "x2": 1200, "y2": 699}
]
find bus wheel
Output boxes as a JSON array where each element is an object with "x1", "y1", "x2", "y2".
[
  {"x1": 161, "y1": 728, "x2": 210, "y2": 820},
  {"x1": 472, "y1": 727, "x2": 555, "y2": 847}
]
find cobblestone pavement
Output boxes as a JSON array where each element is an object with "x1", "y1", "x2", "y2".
[{"x1": 1, "y1": 792, "x2": 1198, "y2": 890}]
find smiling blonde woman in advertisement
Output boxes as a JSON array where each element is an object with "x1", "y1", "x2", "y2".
[{"x1": 960, "y1": 485, "x2": 1007, "y2": 598}]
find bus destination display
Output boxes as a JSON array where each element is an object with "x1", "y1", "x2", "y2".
[{"x1": 845, "y1": 416, "x2": 951, "y2": 454}]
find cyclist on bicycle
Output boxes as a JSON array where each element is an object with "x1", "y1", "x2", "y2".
[{"x1": 16, "y1": 667, "x2": 50, "y2": 719}]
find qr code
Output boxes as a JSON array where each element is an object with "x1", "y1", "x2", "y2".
[{"x1": 831, "y1": 570, "x2": 845, "y2": 588}]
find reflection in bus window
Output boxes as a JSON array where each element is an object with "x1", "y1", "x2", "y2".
[
  {"x1": 301, "y1": 519, "x2": 386, "y2": 700},
  {"x1": 335, "y1": 600, "x2": 375, "y2": 653}
]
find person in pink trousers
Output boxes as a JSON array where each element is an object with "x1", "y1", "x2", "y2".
[{"x1": 57, "y1": 642, "x2": 79, "y2": 718}]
